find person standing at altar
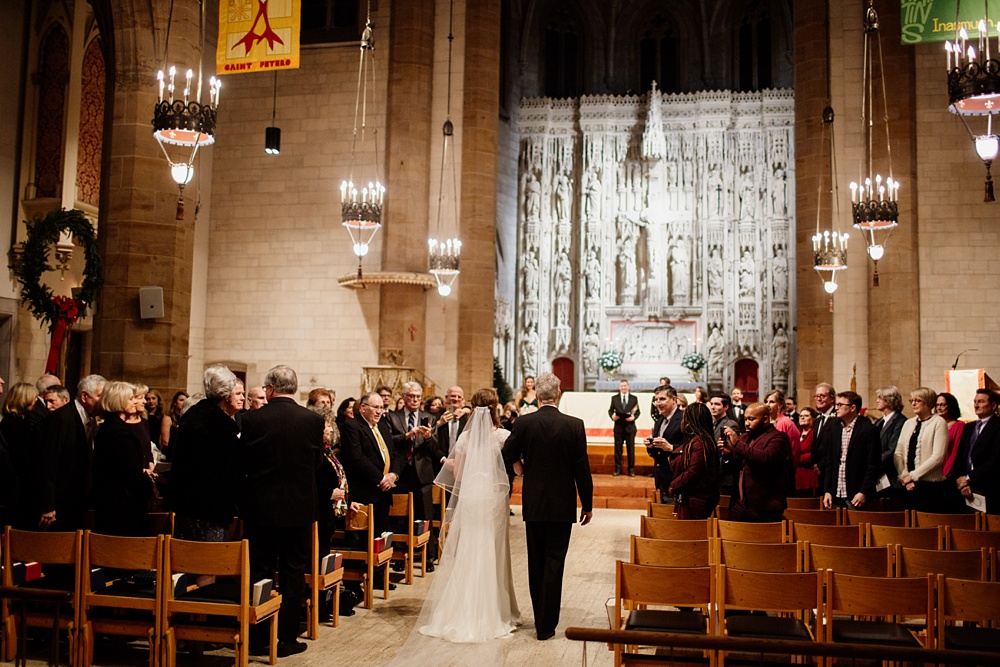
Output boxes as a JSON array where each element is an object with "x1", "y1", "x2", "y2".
[
  {"x1": 609, "y1": 380, "x2": 640, "y2": 477},
  {"x1": 648, "y1": 385, "x2": 684, "y2": 503}
]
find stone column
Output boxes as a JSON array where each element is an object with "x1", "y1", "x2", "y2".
[
  {"x1": 456, "y1": 0, "x2": 500, "y2": 391},
  {"x1": 379, "y1": 2, "x2": 435, "y2": 370},
  {"x1": 90, "y1": 0, "x2": 202, "y2": 396}
]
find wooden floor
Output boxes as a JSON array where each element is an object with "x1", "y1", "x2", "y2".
[{"x1": 16, "y1": 507, "x2": 641, "y2": 666}]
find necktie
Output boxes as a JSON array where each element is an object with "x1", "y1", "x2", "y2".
[
  {"x1": 406, "y1": 412, "x2": 416, "y2": 463},
  {"x1": 450, "y1": 419, "x2": 458, "y2": 447},
  {"x1": 968, "y1": 420, "x2": 985, "y2": 470},
  {"x1": 371, "y1": 425, "x2": 390, "y2": 474},
  {"x1": 907, "y1": 419, "x2": 923, "y2": 472}
]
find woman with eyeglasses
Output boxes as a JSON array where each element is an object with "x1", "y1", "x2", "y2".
[{"x1": 893, "y1": 387, "x2": 951, "y2": 513}]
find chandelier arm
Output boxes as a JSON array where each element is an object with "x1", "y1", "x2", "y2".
[
  {"x1": 160, "y1": 0, "x2": 175, "y2": 73},
  {"x1": 349, "y1": 33, "x2": 368, "y2": 184},
  {"x1": 197, "y1": 0, "x2": 205, "y2": 104},
  {"x1": 446, "y1": 0, "x2": 454, "y2": 117},
  {"x1": 956, "y1": 110, "x2": 979, "y2": 141},
  {"x1": 874, "y1": 22, "x2": 894, "y2": 180},
  {"x1": 449, "y1": 129, "x2": 459, "y2": 235},
  {"x1": 435, "y1": 134, "x2": 449, "y2": 234}
]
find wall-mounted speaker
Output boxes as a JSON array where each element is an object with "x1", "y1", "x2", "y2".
[{"x1": 139, "y1": 286, "x2": 164, "y2": 319}]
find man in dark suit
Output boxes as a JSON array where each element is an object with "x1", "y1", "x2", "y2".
[
  {"x1": 385, "y1": 381, "x2": 441, "y2": 567},
  {"x1": 241, "y1": 365, "x2": 324, "y2": 658},
  {"x1": 647, "y1": 385, "x2": 683, "y2": 503},
  {"x1": 28, "y1": 373, "x2": 60, "y2": 427},
  {"x1": 873, "y1": 385, "x2": 906, "y2": 499},
  {"x1": 503, "y1": 372, "x2": 593, "y2": 641},
  {"x1": 722, "y1": 403, "x2": 790, "y2": 522},
  {"x1": 820, "y1": 391, "x2": 881, "y2": 510},
  {"x1": 435, "y1": 385, "x2": 470, "y2": 460},
  {"x1": 810, "y1": 382, "x2": 837, "y2": 479},
  {"x1": 608, "y1": 379, "x2": 640, "y2": 476},
  {"x1": 730, "y1": 386, "x2": 748, "y2": 425},
  {"x1": 340, "y1": 391, "x2": 400, "y2": 539},
  {"x1": 954, "y1": 388, "x2": 1000, "y2": 513},
  {"x1": 34, "y1": 374, "x2": 105, "y2": 531}
]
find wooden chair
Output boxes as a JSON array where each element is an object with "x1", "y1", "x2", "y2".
[
  {"x1": 304, "y1": 522, "x2": 344, "y2": 640},
  {"x1": 639, "y1": 516, "x2": 713, "y2": 541},
  {"x1": 715, "y1": 519, "x2": 784, "y2": 543},
  {"x1": 1, "y1": 527, "x2": 83, "y2": 665},
  {"x1": 804, "y1": 543, "x2": 891, "y2": 577},
  {"x1": 714, "y1": 538, "x2": 800, "y2": 572},
  {"x1": 867, "y1": 524, "x2": 943, "y2": 550},
  {"x1": 782, "y1": 508, "x2": 839, "y2": 526},
  {"x1": 717, "y1": 566, "x2": 822, "y2": 666},
  {"x1": 894, "y1": 546, "x2": 988, "y2": 580},
  {"x1": 824, "y1": 571, "x2": 934, "y2": 653},
  {"x1": 160, "y1": 537, "x2": 281, "y2": 667},
  {"x1": 646, "y1": 501, "x2": 675, "y2": 519},
  {"x1": 787, "y1": 522, "x2": 863, "y2": 547},
  {"x1": 785, "y1": 496, "x2": 822, "y2": 510},
  {"x1": 936, "y1": 575, "x2": 1000, "y2": 652},
  {"x1": 430, "y1": 485, "x2": 447, "y2": 555},
  {"x1": 843, "y1": 508, "x2": 907, "y2": 527},
  {"x1": 986, "y1": 514, "x2": 1000, "y2": 531},
  {"x1": 337, "y1": 505, "x2": 392, "y2": 609},
  {"x1": 79, "y1": 532, "x2": 163, "y2": 667},
  {"x1": 910, "y1": 510, "x2": 979, "y2": 531},
  {"x1": 629, "y1": 536, "x2": 711, "y2": 568},
  {"x1": 947, "y1": 527, "x2": 1000, "y2": 551},
  {"x1": 389, "y1": 493, "x2": 430, "y2": 584},
  {"x1": 144, "y1": 512, "x2": 174, "y2": 536},
  {"x1": 613, "y1": 560, "x2": 716, "y2": 667}
]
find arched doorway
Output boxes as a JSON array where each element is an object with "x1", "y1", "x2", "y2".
[
  {"x1": 552, "y1": 357, "x2": 575, "y2": 392},
  {"x1": 733, "y1": 358, "x2": 759, "y2": 402}
]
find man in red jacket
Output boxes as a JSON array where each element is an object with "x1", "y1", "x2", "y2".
[{"x1": 722, "y1": 403, "x2": 790, "y2": 522}]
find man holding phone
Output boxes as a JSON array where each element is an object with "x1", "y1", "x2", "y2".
[{"x1": 387, "y1": 381, "x2": 442, "y2": 567}]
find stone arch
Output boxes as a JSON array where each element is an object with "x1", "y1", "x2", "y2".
[
  {"x1": 33, "y1": 24, "x2": 70, "y2": 199},
  {"x1": 612, "y1": 1, "x2": 701, "y2": 94},
  {"x1": 519, "y1": 0, "x2": 607, "y2": 97},
  {"x1": 714, "y1": 0, "x2": 793, "y2": 91}
]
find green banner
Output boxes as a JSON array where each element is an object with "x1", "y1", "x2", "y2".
[{"x1": 901, "y1": 0, "x2": 1000, "y2": 45}]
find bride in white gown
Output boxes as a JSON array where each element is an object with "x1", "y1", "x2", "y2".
[{"x1": 418, "y1": 388, "x2": 521, "y2": 643}]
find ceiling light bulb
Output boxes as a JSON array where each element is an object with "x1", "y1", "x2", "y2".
[
  {"x1": 170, "y1": 163, "x2": 194, "y2": 185},
  {"x1": 437, "y1": 284, "x2": 452, "y2": 297},
  {"x1": 824, "y1": 281, "x2": 838, "y2": 294},
  {"x1": 868, "y1": 244, "x2": 885, "y2": 261},
  {"x1": 353, "y1": 242, "x2": 369, "y2": 257},
  {"x1": 975, "y1": 134, "x2": 999, "y2": 162}
]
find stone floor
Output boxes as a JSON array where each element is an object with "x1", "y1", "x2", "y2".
[{"x1": 15, "y1": 507, "x2": 642, "y2": 666}]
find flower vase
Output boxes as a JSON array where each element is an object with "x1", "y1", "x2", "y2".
[{"x1": 605, "y1": 367, "x2": 618, "y2": 382}]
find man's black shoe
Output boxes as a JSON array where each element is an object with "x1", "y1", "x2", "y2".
[
  {"x1": 425, "y1": 561, "x2": 435, "y2": 573},
  {"x1": 390, "y1": 561, "x2": 405, "y2": 572},
  {"x1": 276, "y1": 640, "x2": 307, "y2": 658},
  {"x1": 537, "y1": 630, "x2": 556, "y2": 641},
  {"x1": 613, "y1": 471, "x2": 621, "y2": 477},
  {"x1": 248, "y1": 645, "x2": 268, "y2": 657},
  {"x1": 629, "y1": 470, "x2": 635, "y2": 477}
]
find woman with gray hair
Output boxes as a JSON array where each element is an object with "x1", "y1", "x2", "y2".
[
  {"x1": 894, "y1": 387, "x2": 951, "y2": 513},
  {"x1": 168, "y1": 366, "x2": 245, "y2": 541}
]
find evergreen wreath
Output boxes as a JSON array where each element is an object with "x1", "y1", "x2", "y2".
[{"x1": 13, "y1": 208, "x2": 103, "y2": 333}]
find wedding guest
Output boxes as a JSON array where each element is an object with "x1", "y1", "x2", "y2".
[
  {"x1": 693, "y1": 386, "x2": 709, "y2": 404},
  {"x1": 722, "y1": 403, "x2": 790, "y2": 522},
  {"x1": 894, "y1": 387, "x2": 952, "y2": 513},
  {"x1": 708, "y1": 392, "x2": 740, "y2": 498},
  {"x1": 667, "y1": 403, "x2": 719, "y2": 519},
  {"x1": 795, "y1": 407, "x2": 819, "y2": 496},
  {"x1": 307, "y1": 387, "x2": 334, "y2": 411},
  {"x1": 92, "y1": 382, "x2": 154, "y2": 536},
  {"x1": 0, "y1": 382, "x2": 38, "y2": 528},
  {"x1": 873, "y1": 385, "x2": 906, "y2": 498},
  {"x1": 501, "y1": 402, "x2": 518, "y2": 430},
  {"x1": 936, "y1": 392, "x2": 964, "y2": 478},
  {"x1": 246, "y1": 386, "x2": 268, "y2": 410},
  {"x1": 953, "y1": 389, "x2": 1000, "y2": 513},
  {"x1": 145, "y1": 389, "x2": 164, "y2": 449},
  {"x1": 41, "y1": 385, "x2": 71, "y2": 411},
  {"x1": 423, "y1": 395, "x2": 444, "y2": 417},
  {"x1": 648, "y1": 386, "x2": 684, "y2": 503},
  {"x1": 159, "y1": 390, "x2": 188, "y2": 456},
  {"x1": 126, "y1": 383, "x2": 154, "y2": 468},
  {"x1": 335, "y1": 397, "x2": 356, "y2": 427},
  {"x1": 784, "y1": 396, "x2": 800, "y2": 424},
  {"x1": 169, "y1": 366, "x2": 244, "y2": 542},
  {"x1": 376, "y1": 386, "x2": 394, "y2": 412},
  {"x1": 29, "y1": 373, "x2": 59, "y2": 425},
  {"x1": 764, "y1": 389, "x2": 800, "y2": 492},
  {"x1": 514, "y1": 376, "x2": 539, "y2": 414}
]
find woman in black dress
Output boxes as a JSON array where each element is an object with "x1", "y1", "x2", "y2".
[{"x1": 0, "y1": 382, "x2": 39, "y2": 528}]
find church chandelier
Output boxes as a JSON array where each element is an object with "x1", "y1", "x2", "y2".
[
  {"x1": 340, "y1": 1, "x2": 385, "y2": 278},
  {"x1": 813, "y1": 105, "x2": 848, "y2": 307},
  {"x1": 151, "y1": 0, "x2": 220, "y2": 220},
  {"x1": 946, "y1": 0, "x2": 1000, "y2": 202},
  {"x1": 428, "y1": 0, "x2": 462, "y2": 297},
  {"x1": 850, "y1": 1, "x2": 898, "y2": 287}
]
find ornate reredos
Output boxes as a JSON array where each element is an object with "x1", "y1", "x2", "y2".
[{"x1": 515, "y1": 86, "x2": 795, "y2": 391}]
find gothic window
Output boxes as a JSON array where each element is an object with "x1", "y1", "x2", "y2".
[
  {"x1": 638, "y1": 14, "x2": 679, "y2": 94},
  {"x1": 737, "y1": 5, "x2": 772, "y2": 92},
  {"x1": 76, "y1": 37, "x2": 105, "y2": 208},
  {"x1": 301, "y1": 0, "x2": 361, "y2": 44},
  {"x1": 34, "y1": 25, "x2": 69, "y2": 199},
  {"x1": 543, "y1": 6, "x2": 580, "y2": 98}
]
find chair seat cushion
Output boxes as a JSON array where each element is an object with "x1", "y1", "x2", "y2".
[
  {"x1": 831, "y1": 620, "x2": 920, "y2": 646},
  {"x1": 727, "y1": 615, "x2": 812, "y2": 641},
  {"x1": 945, "y1": 625, "x2": 1000, "y2": 651},
  {"x1": 625, "y1": 609, "x2": 707, "y2": 634}
]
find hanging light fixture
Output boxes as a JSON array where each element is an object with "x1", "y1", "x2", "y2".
[
  {"x1": 813, "y1": 105, "x2": 848, "y2": 308},
  {"x1": 265, "y1": 71, "x2": 280, "y2": 155},
  {"x1": 152, "y1": 0, "x2": 220, "y2": 220},
  {"x1": 849, "y1": 1, "x2": 898, "y2": 287},
  {"x1": 428, "y1": 0, "x2": 462, "y2": 297},
  {"x1": 340, "y1": 1, "x2": 385, "y2": 276},
  {"x1": 946, "y1": 1, "x2": 1000, "y2": 202}
]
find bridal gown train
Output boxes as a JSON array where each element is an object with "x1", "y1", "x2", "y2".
[{"x1": 419, "y1": 422, "x2": 520, "y2": 643}]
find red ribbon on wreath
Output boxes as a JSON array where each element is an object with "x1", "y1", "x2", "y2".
[{"x1": 46, "y1": 296, "x2": 81, "y2": 374}]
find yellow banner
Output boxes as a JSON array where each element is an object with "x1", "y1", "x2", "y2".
[{"x1": 217, "y1": 0, "x2": 300, "y2": 74}]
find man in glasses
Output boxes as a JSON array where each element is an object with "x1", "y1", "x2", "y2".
[
  {"x1": 340, "y1": 391, "x2": 399, "y2": 541},
  {"x1": 820, "y1": 391, "x2": 880, "y2": 510}
]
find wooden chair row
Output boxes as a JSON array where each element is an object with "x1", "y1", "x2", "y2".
[
  {"x1": 613, "y1": 561, "x2": 1000, "y2": 667},
  {"x1": 1, "y1": 527, "x2": 292, "y2": 667},
  {"x1": 630, "y1": 535, "x2": 998, "y2": 580}
]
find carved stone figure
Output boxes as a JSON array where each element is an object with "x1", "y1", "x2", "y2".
[
  {"x1": 706, "y1": 325, "x2": 725, "y2": 377},
  {"x1": 772, "y1": 245, "x2": 788, "y2": 301},
  {"x1": 739, "y1": 170, "x2": 756, "y2": 219},
  {"x1": 771, "y1": 167, "x2": 786, "y2": 216},
  {"x1": 707, "y1": 165, "x2": 725, "y2": 216},
  {"x1": 584, "y1": 170, "x2": 601, "y2": 219},
  {"x1": 739, "y1": 250, "x2": 755, "y2": 298},
  {"x1": 584, "y1": 251, "x2": 601, "y2": 299},
  {"x1": 521, "y1": 327, "x2": 539, "y2": 376},
  {"x1": 707, "y1": 247, "x2": 723, "y2": 296},
  {"x1": 669, "y1": 241, "x2": 690, "y2": 304},
  {"x1": 523, "y1": 253, "x2": 539, "y2": 297},
  {"x1": 772, "y1": 326, "x2": 789, "y2": 381},
  {"x1": 582, "y1": 332, "x2": 600, "y2": 373},
  {"x1": 554, "y1": 172, "x2": 571, "y2": 223},
  {"x1": 554, "y1": 250, "x2": 572, "y2": 300},
  {"x1": 617, "y1": 217, "x2": 637, "y2": 296},
  {"x1": 525, "y1": 171, "x2": 541, "y2": 220}
]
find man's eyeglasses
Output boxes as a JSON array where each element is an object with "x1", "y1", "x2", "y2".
[
  {"x1": 835, "y1": 402, "x2": 853, "y2": 408},
  {"x1": 361, "y1": 403, "x2": 385, "y2": 412}
]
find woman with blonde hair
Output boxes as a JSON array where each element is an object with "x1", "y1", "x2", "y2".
[
  {"x1": 0, "y1": 382, "x2": 39, "y2": 528},
  {"x1": 894, "y1": 387, "x2": 951, "y2": 513}
]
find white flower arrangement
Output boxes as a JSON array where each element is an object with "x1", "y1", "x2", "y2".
[
  {"x1": 681, "y1": 351, "x2": 707, "y2": 372},
  {"x1": 598, "y1": 350, "x2": 624, "y2": 371}
]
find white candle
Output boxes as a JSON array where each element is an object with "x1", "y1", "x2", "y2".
[
  {"x1": 157, "y1": 71, "x2": 164, "y2": 102},
  {"x1": 340, "y1": 181, "x2": 347, "y2": 202}
]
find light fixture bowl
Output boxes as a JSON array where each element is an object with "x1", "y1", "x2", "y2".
[
  {"x1": 152, "y1": 100, "x2": 217, "y2": 147},
  {"x1": 867, "y1": 244, "x2": 885, "y2": 261},
  {"x1": 823, "y1": 280, "x2": 839, "y2": 294}
]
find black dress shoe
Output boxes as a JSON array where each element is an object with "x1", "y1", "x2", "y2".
[
  {"x1": 537, "y1": 630, "x2": 556, "y2": 641},
  {"x1": 629, "y1": 470, "x2": 635, "y2": 477},
  {"x1": 390, "y1": 561, "x2": 405, "y2": 572},
  {"x1": 248, "y1": 645, "x2": 268, "y2": 657},
  {"x1": 613, "y1": 471, "x2": 621, "y2": 477},
  {"x1": 425, "y1": 561, "x2": 435, "y2": 573},
  {"x1": 385, "y1": 583, "x2": 397, "y2": 591},
  {"x1": 276, "y1": 640, "x2": 307, "y2": 657}
]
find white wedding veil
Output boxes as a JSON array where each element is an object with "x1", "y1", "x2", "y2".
[{"x1": 391, "y1": 406, "x2": 516, "y2": 665}]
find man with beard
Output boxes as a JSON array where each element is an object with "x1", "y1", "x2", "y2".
[
  {"x1": 709, "y1": 392, "x2": 740, "y2": 497},
  {"x1": 722, "y1": 403, "x2": 790, "y2": 522}
]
